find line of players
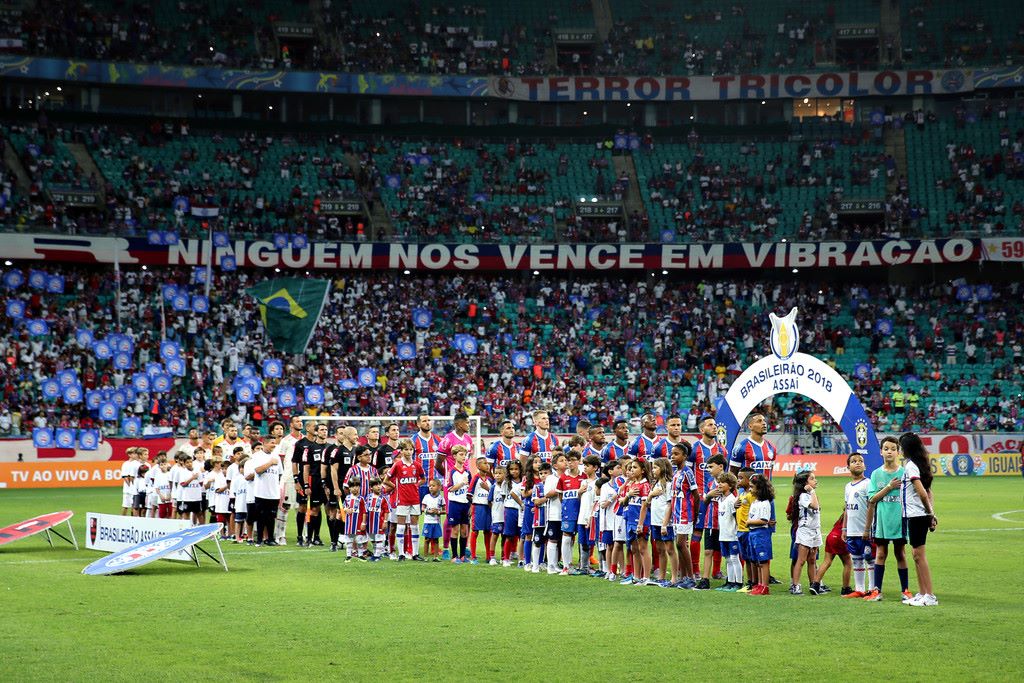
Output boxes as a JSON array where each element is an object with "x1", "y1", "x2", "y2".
[{"x1": 278, "y1": 409, "x2": 784, "y2": 589}]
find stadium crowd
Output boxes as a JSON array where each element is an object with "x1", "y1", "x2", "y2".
[
  {"x1": 5, "y1": 103, "x2": 1024, "y2": 243},
  {"x1": 1, "y1": 263, "x2": 1021, "y2": 440},
  {"x1": 114, "y1": 410, "x2": 941, "y2": 604}
]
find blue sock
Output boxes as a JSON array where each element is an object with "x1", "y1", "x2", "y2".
[
  {"x1": 898, "y1": 567, "x2": 909, "y2": 592},
  {"x1": 525, "y1": 542, "x2": 533, "y2": 564},
  {"x1": 874, "y1": 564, "x2": 885, "y2": 591}
]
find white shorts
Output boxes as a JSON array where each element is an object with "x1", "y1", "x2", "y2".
[
  {"x1": 613, "y1": 516, "x2": 627, "y2": 543},
  {"x1": 282, "y1": 478, "x2": 296, "y2": 507},
  {"x1": 122, "y1": 492, "x2": 133, "y2": 508},
  {"x1": 796, "y1": 527, "x2": 823, "y2": 548},
  {"x1": 147, "y1": 492, "x2": 160, "y2": 508},
  {"x1": 342, "y1": 535, "x2": 367, "y2": 545},
  {"x1": 372, "y1": 533, "x2": 386, "y2": 545},
  {"x1": 388, "y1": 509, "x2": 398, "y2": 524},
  {"x1": 673, "y1": 523, "x2": 693, "y2": 536},
  {"x1": 395, "y1": 504, "x2": 420, "y2": 518}
]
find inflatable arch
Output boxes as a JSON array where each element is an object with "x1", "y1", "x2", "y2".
[{"x1": 715, "y1": 308, "x2": 881, "y2": 472}]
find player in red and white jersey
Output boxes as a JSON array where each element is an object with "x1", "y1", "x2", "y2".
[
  {"x1": 730, "y1": 413, "x2": 777, "y2": 479},
  {"x1": 384, "y1": 438, "x2": 426, "y2": 561}
]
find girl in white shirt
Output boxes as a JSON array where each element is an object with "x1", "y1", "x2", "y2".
[{"x1": 788, "y1": 471, "x2": 820, "y2": 595}]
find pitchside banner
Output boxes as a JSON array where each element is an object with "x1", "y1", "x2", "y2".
[
  {"x1": 487, "y1": 70, "x2": 973, "y2": 101},
  {"x1": 3, "y1": 234, "x2": 1008, "y2": 271},
  {"x1": 85, "y1": 512, "x2": 193, "y2": 560}
]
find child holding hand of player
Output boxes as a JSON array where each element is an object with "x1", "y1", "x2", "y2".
[
  {"x1": 487, "y1": 465, "x2": 507, "y2": 565},
  {"x1": 648, "y1": 458, "x2": 675, "y2": 586},
  {"x1": 421, "y1": 479, "x2": 445, "y2": 561},
  {"x1": 341, "y1": 480, "x2": 364, "y2": 561},
  {"x1": 468, "y1": 457, "x2": 493, "y2": 565},
  {"x1": 445, "y1": 445, "x2": 472, "y2": 564},
  {"x1": 789, "y1": 471, "x2": 821, "y2": 595},
  {"x1": 619, "y1": 459, "x2": 652, "y2": 585},
  {"x1": 746, "y1": 474, "x2": 775, "y2": 595},
  {"x1": 501, "y1": 462, "x2": 523, "y2": 566},
  {"x1": 863, "y1": 436, "x2": 910, "y2": 601}
]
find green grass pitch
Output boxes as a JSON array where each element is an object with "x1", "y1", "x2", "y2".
[{"x1": 1, "y1": 477, "x2": 1022, "y2": 681}]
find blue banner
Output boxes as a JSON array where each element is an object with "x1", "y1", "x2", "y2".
[
  {"x1": 93, "y1": 340, "x2": 112, "y2": 359},
  {"x1": 304, "y1": 386, "x2": 324, "y2": 405},
  {"x1": 75, "y1": 328, "x2": 94, "y2": 346},
  {"x1": 32, "y1": 428, "x2": 54, "y2": 448},
  {"x1": 28, "y1": 270, "x2": 47, "y2": 289},
  {"x1": 159, "y1": 341, "x2": 180, "y2": 361},
  {"x1": 262, "y1": 359, "x2": 283, "y2": 378},
  {"x1": 122, "y1": 417, "x2": 142, "y2": 437},
  {"x1": 132, "y1": 373, "x2": 151, "y2": 392},
  {"x1": 62, "y1": 384, "x2": 83, "y2": 404},
  {"x1": 511, "y1": 350, "x2": 532, "y2": 369},
  {"x1": 55, "y1": 428, "x2": 76, "y2": 449},
  {"x1": 277, "y1": 386, "x2": 297, "y2": 408},
  {"x1": 357, "y1": 368, "x2": 376, "y2": 388},
  {"x1": 191, "y1": 295, "x2": 209, "y2": 314},
  {"x1": 3, "y1": 270, "x2": 25, "y2": 289},
  {"x1": 396, "y1": 342, "x2": 416, "y2": 360},
  {"x1": 26, "y1": 319, "x2": 49, "y2": 336},
  {"x1": 40, "y1": 378, "x2": 61, "y2": 400},
  {"x1": 78, "y1": 429, "x2": 100, "y2": 450},
  {"x1": 412, "y1": 308, "x2": 433, "y2": 328},
  {"x1": 5, "y1": 300, "x2": 25, "y2": 319}
]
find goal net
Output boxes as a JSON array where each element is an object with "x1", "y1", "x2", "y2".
[{"x1": 296, "y1": 414, "x2": 484, "y2": 460}]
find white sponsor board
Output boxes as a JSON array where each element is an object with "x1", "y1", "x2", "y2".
[{"x1": 85, "y1": 512, "x2": 193, "y2": 561}]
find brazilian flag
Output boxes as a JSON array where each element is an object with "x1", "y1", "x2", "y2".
[{"x1": 246, "y1": 278, "x2": 330, "y2": 355}]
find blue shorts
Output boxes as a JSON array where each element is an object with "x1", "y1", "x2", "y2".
[
  {"x1": 577, "y1": 524, "x2": 593, "y2": 548},
  {"x1": 789, "y1": 527, "x2": 798, "y2": 560},
  {"x1": 601, "y1": 530, "x2": 613, "y2": 546},
  {"x1": 846, "y1": 537, "x2": 872, "y2": 559},
  {"x1": 447, "y1": 501, "x2": 470, "y2": 526},
  {"x1": 749, "y1": 529, "x2": 773, "y2": 562},
  {"x1": 560, "y1": 518, "x2": 579, "y2": 535},
  {"x1": 626, "y1": 525, "x2": 648, "y2": 543},
  {"x1": 737, "y1": 531, "x2": 750, "y2": 561},
  {"x1": 521, "y1": 517, "x2": 532, "y2": 538},
  {"x1": 472, "y1": 504, "x2": 491, "y2": 531},
  {"x1": 651, "y1": 526, "x2": 674, "y2": 543},
  {"x1": 422, "y1": 523, "x2": 442, "y2": 540},
  {"x1": 720, "y1": 540, "x2": 740, "y2": 557},
  {"x1": 503, "y1": 508, "x2": 520, "y2": 537},
  {"x1": 418, "y1": 484, "x2": 430, "y2": 501}
]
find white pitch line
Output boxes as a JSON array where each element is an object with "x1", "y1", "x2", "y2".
[
  {"x1": 991, "y1": 510, "x2": 1024, "y2": 523},
  {"x1": 940, "y1": 527, "x2": 1024, "y2": 533}
]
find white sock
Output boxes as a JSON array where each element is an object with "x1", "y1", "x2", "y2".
[
  {"x1": 397, "y1": 527, "x2": 406, "y2": 558},
  {"x1": 345, "y1": 543, "x2": 354, "y2": 557},
  {"x1": 374, "y1": 536, "x2": 384, "y2": 558},
  {"x1": 727, "y1": 554, "x2": 742, "y2": 583},
  {"x1": 854, "y1": 557, "x2": 866, "y2": 592},
  {"x1": 410, "y1": 525, "x2": 419, "y2": 556},
  {"x1": 547, "y1": 541, "x2": 559, "y2": 570},
  {"x1": 561, "y1": 536, "x2": 572, "y2": 568}
]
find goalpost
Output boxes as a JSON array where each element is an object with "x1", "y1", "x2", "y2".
[{"x1": 296, "y1": 415, "x2": 484, "y2": 460}]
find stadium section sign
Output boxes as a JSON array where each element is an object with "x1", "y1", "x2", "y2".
[
  {"x1": 3, "y1": 234, "x2": 998, "y2": 271},
  {"x1": 716, "y1": 309, "x2": 882, "y2": 472}
]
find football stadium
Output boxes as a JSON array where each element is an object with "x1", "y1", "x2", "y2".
[{"x1": 1, "y1": 0, "x2": 1023, "y2": 680}]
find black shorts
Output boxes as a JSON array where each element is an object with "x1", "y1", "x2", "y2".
[
  {"x1": 132, "y1": 493, "x2": 147, "y2": 509},
  {"x1": 200, "y1": 497, "x2": 209, "y2": 510},
  {"x1": 183, "y1": 500, "x2": 202, "y2": 514},
  {"x1": 905, "y1": 516, "x2": 931, "y2": 548},
  {"x1": 327, "y1": 495, "x2": 339, "y2": 509},
  {"x1": 308, "y1": 488, "x2": 324, "y2": 506},
  {"x1": 544, "y1": 520, "x2": 562, "y2": 541},
  {"x1": 702, "y1": 528, "x2": 721, "y2": 553},
  {"x1": 296, "y1": 492, "x2": 308, "y2": 506},
  {"x1": 176, "y1": 501, "x2": 187, "y2": 513},
  {"x1": 531, "y1": 527, "x2": 545, "y2": 546}
]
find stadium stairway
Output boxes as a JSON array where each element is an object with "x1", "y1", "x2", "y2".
[
  {"x1": 66, "y1": 142, "x2": 106, "y2": 192},
  {"x1": 884, "y1": 126, "x2": 906, "y2": 195},
  {"x1": 879, "y1": 0, "x2": 901, "y2": 66},
  {"x1": 592, "y1": 0, "x2": 613, "y2": 41},
  {"x1": 614, "y1": 152, "x2": 644, "y2": 223},
  {"x1": 1, "y1": 139, "x2": 30, "y2": 193}
]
